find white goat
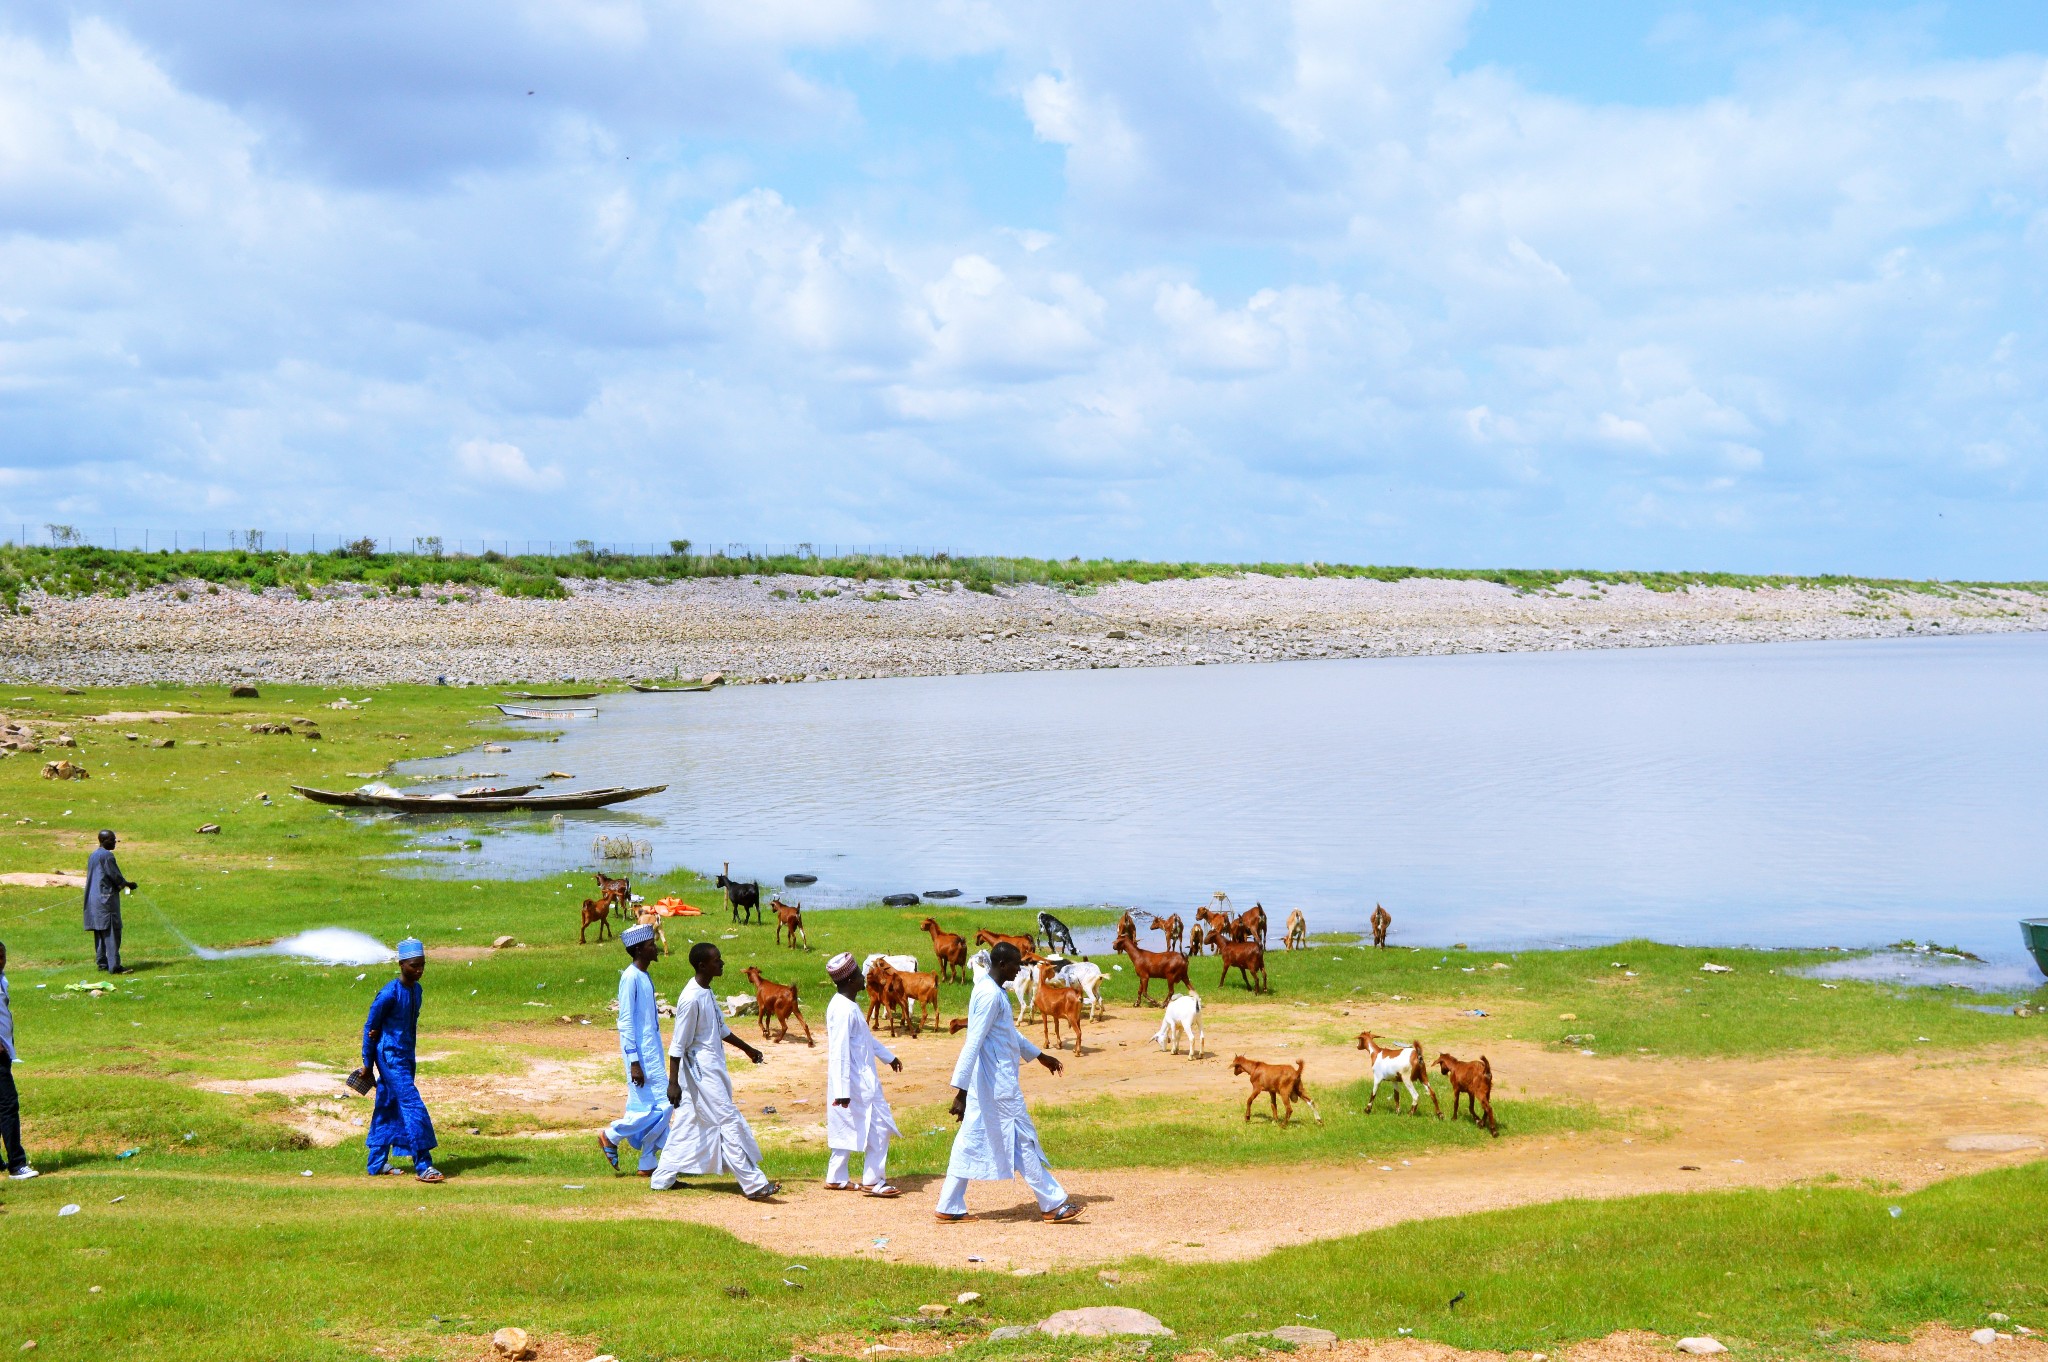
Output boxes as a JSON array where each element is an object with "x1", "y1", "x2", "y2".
[
  {"x1": 1357, "y1": 1031, "x2": 1442, "y2": 1116},
  {"x1": 1153, "y1": 991, "x2": 1203, "y2": 1058},
  {"x1": 861, "y1": 952, "x2": 919, "y2": 977},
  {"x1": 1051, "y1": 960, "x2": 1105, "y2": 1020},
  {"x1": 970, "y1": 948, "x2": 1036, "y2": 1018}
]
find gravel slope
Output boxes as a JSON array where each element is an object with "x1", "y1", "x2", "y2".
[{"x1": 5, "y1": 574, "x2": 2044, "y2": 686}]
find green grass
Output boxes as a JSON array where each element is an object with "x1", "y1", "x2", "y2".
[{"x1": 4, "y1": 543, "x2": 2045, "y2": 612}]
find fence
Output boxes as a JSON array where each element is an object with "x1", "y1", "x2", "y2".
[{"x1": 2, "y1": 527, "x2": 962, "y2": 560}]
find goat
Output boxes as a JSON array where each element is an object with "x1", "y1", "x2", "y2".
[
  {"x1": 864, "y1": 960, "x2": 908, "y2": 1034},
  {"x1": 1050, "y1": 959, "x2": 1105, "y2": 1019},
  {"x1": 633, "y1": 904, "x2": 668, "y2": 956},
  {"x1": 1370, "y1": 903, "x2": 1392, "y2": 948},
  {"x1": 770, "y1": 896, "x2": 807, "y2": 949},
  {"x1": 860, "y1": 952, "x2": 919, "y2": 978},
  {"x1": 975, "y1": 927, "x2": 1037, "y2": 957},
  {"x1": 1186, "y1": 918, "x2": 1212, "y2": 957},
  {"x1": 1193, "y1": 905, "x2": 1233, "y2": 952},
  {"x1": 1153, "y1": 992, "x2": 1203, "y2": 1058},
  {"x1": 968, "y1": 948, "x2": 1036, "y2": 1019},
  {"x1": 1230, "y1": 1055, "x2": 1321, "y2": 1125},
  {"x1": 743, "y1": 965, "x2": 813, "y2": 1046},
  {"x1": 1283, "y1": 909, "x2": 1307, "y2": 951},
  {"x1": 1235, "y1": 902, "x2": 1268, "y2": 947},
  {"x1": 1151, "y1": 912, "x2": 1184, "y2": 953},
  {"x1": 594, "y1": 872, "x2": 632, "y2": 914},
  {"x1": 1037, "y1": 910, "x2": 1080, "y2": 957},
  {"x1": 1216, "y1": 937, "x2": 1268, "y2": 993},
  {"x1": 1356, "y1": 1031, "x2": 1441, "y2": 1117},
  {"x1": 1116, "y1": 910, "x2": 1137, "y2": 940},
  {"x1": 1112, "y1": 922, "x2": 1188, "y2": 1006},
  {"x1": 920, "y1": 917, "x2": 969, "y2": 982},
  {"x1": 718, "y1": 862, "x2": 762, "y2": 925},
  {"x1": 578, "y1": 897, "x2": 612, "y2": 944},
  {"x1": 868, "y1": 959, "x2": 939, "y2": 1036},
  {"x1": 1034, "y1": 962, "x2": 1084, "y2": 1055},
  {"x1": 1436, "y1": 1052, "x2": 1498, "y2": 1135}
]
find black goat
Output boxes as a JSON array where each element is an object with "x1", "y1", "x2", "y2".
[{"x1": 719, "y1": 862, "x2": 762, "y2": 924}]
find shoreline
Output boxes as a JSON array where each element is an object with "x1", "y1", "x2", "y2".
[{"x1": 5, "y1": 572, "x2": 2046, "y2": 686}]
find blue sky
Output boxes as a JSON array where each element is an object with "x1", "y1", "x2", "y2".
[{"x1": 1, "y1": 2, "x2": 2045, "y2": 575}]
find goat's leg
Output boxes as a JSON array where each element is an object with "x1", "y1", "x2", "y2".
[
  {"x1": 1243, "y1": 1090, "x2": 1256, "y2": 1123},
  {"x1": 1481, "y1": 1098, "x2": 1497, "y2": 1135},
  {"x1": 796, "y1": 1009, "x2": 814, "y2": 1047},
  {"x1": 1365, "y1": 1075, "x2": 1380, "y2": 1113},
  {"x1": 1422, "y1": 1078, "x2": 1442, "y2": 1117}
]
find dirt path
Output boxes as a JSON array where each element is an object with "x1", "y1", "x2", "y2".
[{"x1": 239, "y1": 1001, "x2": 2048, "y2": 1270}]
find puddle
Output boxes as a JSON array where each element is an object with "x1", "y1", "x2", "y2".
[{"x1": 1794, "y1": 949, "x2": 2042, "y2": 994}]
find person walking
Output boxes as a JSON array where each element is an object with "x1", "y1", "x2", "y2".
[
  {"x1": 361, "y1": 938, "x2": 443, "y2": 1182},
  {"x1": 83, "y1": 830, "x2": 137, "y2": 974},
  {"x1": 649, "y1": 942, "x2": 779, "y2": 1199},
  {"x1": 600, "y1": 923, "x2": 671, "y2": 1176},
  {"x1": 936, "y1": 941, "x2": 1078, "y2": 1224},
  {"x1": 0, "y1": 940, "x2": 37, "y2": 1179},
  {"x1": 823, "y1": 951, "x2": 901, "y2": 1197}
]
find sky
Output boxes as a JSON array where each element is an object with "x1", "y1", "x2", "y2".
[{"x1": 3, "y1": 2, "x2": 2047, "y2": 576}]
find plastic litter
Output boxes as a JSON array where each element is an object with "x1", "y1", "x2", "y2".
[
  {"x1": 109, "y1": 1196, "x2": 124, "y2": 1203},
  {"x1": 116, "y1": 1148, "x2": 139, "y2": 1159},
  {"x1": 58, "y1": 1204, "x2": 80, "y2": 1217},
  {"x1": 1888, "y1": 1205, "x2": 1903, "y2": 1218}
]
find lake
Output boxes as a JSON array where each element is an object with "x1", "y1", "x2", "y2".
[{"x1": 395, "y1": 632, "x2": 2048, "y2": 973}]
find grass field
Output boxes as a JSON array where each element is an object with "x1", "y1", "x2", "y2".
[{"x1": 2, "y1": 683, "x2": 2043, "y2": 1360}]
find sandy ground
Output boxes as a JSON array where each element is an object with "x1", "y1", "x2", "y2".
[
  {"x1": 243, "y1": 999, "x2": 2048, "y2": 1273},
  {"x1": 8, "y1": 574, "x2": 2047, "y2": 686}
]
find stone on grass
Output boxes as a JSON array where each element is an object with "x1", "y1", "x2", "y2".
[
  {"x1": 197, "y1": 824, "x2": 219, "y2": 834},
  {"x1": 987, "y1": 1326, "x2": 1035, "y2": 1342},
  {"x1": 1676, "y1": 1338, "x2": 1726, "y2": 1355},
  {"x1": 917, "y1": 1305, "x2": 950, "y2": 1317},
  {"x1": 1037, "y1": 1307, "x2": 1173, "y2": 1338},
  {"x1": 1271, "y1": 1326, "x2": 1339, "y2": 1347},
  {"x1": 491, "y1": 1326, "x2": 535, "y2": 1359},
  {"x1": 1972, "y1": 1330, "x2": 1999, "y2": 1347},
  {"x1": 956, "y1": 1292, "x2": 982, "y2": 1305},
  {"x1": 493, "y1": 935, "x2": 519, "y2": 949},
  {"x1": 228, "y1": 685, "x2": 259, "y2": 698}
]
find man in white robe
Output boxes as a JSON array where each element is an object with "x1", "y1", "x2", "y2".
[
  {"x1": 936, "y1": 941, "x2": 1079, "y2": 1224},
  {"x1": 599, "y1": 923, "x2": 669, "y2": 1175},
  {"x1": 823, "y1": 951, "x2": 902, "y2": 1196},
  {"x1": 650, "y1": 941, "x2": 780, "y2": 1199}
]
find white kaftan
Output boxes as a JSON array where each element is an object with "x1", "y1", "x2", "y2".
[
  {"x1": 826, "y1": 992, "x2": 899, "y2": 1153},
  {"x1": 944, "y1": 972, "x2": 1051, "y2": 1182},
  {"x1": 605, "y1": 965, "x2": 670, "y2": 1171},
  {"x1": 650, "y1": 977, "x2": 766, "y2": 1193}
]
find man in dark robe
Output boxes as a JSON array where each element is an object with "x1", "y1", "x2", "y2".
[
  {"x1": 361, "y1": 938, "x2": 443, "y2": 1182},
  {"x1": 82, "y1": 830, "x2": 138, "y2": 974}
]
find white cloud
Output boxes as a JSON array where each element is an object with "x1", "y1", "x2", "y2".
[{"x1": 454, "y1": 439, "x2": 563, "y2": 490}]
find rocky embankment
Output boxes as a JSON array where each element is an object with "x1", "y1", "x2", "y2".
[{"x1": 3, "y1": 574, "x2": 2045, "y2": 687}]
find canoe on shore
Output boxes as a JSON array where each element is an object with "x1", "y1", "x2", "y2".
[
  {"x1": 2024, "y1": 918, "x2": 2048, "y2": 979},
  {"x1": 458, "y1": 784, "x2": 541, "y2": 798},
  {"x1": 502, "y1": 691, "x2": 598, "y2": 700},
  {"x1": 292, "y1": 784, "x2": 667, "y2": 812},
  {"x1": 628, "y1": 683, "x2": 715, "y2": 694},
  {"x1": 496, "y1": 704, "x2": 598, "y2": 718}
]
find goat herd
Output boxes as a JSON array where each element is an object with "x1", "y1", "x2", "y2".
[{"x1": 575, "y1": 873, "x2": 1499, "y2": 1138}]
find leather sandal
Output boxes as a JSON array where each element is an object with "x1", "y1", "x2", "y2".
[
  {"x1": 822, "y1": 1181, "x2": 854, "y2": 1191},
  {"x1": 861, "y1": 1183, "x2": 902, "y2": 1199},
  {"x1": 1042, "y1": 1202, "x2": 1081, "y2": 1223},
  {"x1": 597, "y1": 1134, "x2": 620, "y2": 1170},
  {"x1": 415, "y1": 1169, "x2": 446, "y2": 1184},
  {"x1": 744, "y1": 1181, "x2": 783, "y2": 1202},
  {"x1": 933, "y1": 1211, "x2": 975, "y2": 1223}
]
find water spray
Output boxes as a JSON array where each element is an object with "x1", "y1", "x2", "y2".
[{"x1": 135, "y1": 890, "x2": 396, "y2": 966}]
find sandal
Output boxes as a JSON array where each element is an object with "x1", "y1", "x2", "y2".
[
  {"x1": 597, "y1": 1134, "x2": 620, "y2": 1170},
  {"x1": 861, "y1": 1183, "x2": 902, "y2": 1199},
  {"x1": 744, "y1": 1181, "x2": 783, "y2": 1202},
  {"x1": 1042, "y1": 1202, "x2": 1081, "y2": 1224},
  {"x1": 822, "y1": 1181, "x2": 854, "y2": 1191},
  {"x1": 933, "y1": 1211, "x2": 975, "y2": 1223},
  {"x1": 415, "y1": 1169, "x2": 446, "y2": 1184}
]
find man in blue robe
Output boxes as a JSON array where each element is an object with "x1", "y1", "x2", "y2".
[
  {"x1": 83, "y1": 829, "x2": 138, "y2": 974},
  {"x1": 599, "y1": 923, "x2": 671, "y2": 1176},
  {"x1": 361, "y1": 938, "x2": 443, "y2": 1182}
]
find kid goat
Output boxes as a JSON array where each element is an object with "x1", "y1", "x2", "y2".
[{"x1": 1355, "y1": 1031, "x2": 1441, "y2": 1116}]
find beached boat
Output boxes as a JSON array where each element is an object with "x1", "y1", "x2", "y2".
[
  {"x1": 458, "y1": 784, "x2": 541, "y2": 798},
  {"x1": 291, "y1": 784, "x2": 666, "y2": 812},
  {"x1": 502, "y1": 691, "x2": 598, "y2": 700},
  {"x1": 2024, "y1": 918, "x2": 2048, "y2": 979},
  {"x1": 495, "y1": 703, "x2": 598, "y2": 719},
  {"x1": 627, "y1": 682, "x2": 715, "y2": 694}
]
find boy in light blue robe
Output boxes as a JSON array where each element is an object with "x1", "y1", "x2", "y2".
[
  {"x1": 600, "y1": 923, "x2": 671, "y2": 1175},
  {"x1": 362, "y1": 938, "x2": 443, "y2": 1182}
]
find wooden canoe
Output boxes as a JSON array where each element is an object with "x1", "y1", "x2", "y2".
[
  {"x1": 2024, "y1": 918, "x2": 2048, "y2": 980},
  {"x1": 458, "y1": 784, "x2": 541, "y2": 798},
  {"x1": 627, "y1": 682, "x2": 715, "y2": 694},
  {"x1": 503, "y1": 691, "x2": 598, "y2": 700},
  {"x1": 292, "y1": 784, "x2": 666, "y2": 812},
  {"x1": 496, "y1": 704, "x2": 597, "y2": 718}
]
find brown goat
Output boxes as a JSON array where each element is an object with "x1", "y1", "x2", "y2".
[
  {"x1": 578, "y1": 897, "x2": 612, "y2": 944},
  {"x1": 633, "y1": 905, "x2": 668, "y2": 956},
  {"x1": 1216, "y1": 937, "x2": 1268, "y2": 993},
  {"x1": 1436, "y1": 1052, "x2": 1497, "y2": 1135},
  {"x1": 1193, "y1": 906, "x2": 1232, "y2": 951},
  {"x1": 864, "y1": 961, "x2": 907, "y2": 1033},
  {"x1": 1235, "y1": 902, "x2": 1268, "y2": 947},
  {"x1": 1357, "y1": 1031, "x2": 1441, "y2": 1116},
  {"x1": 868, "y1": 959, "x2": 938, "y2": 1036},
  {"x1": 1370, "y1": 903, "x2": 1392, "y2": 948},
  {"x1": 975, "y1": 927, "x2": 1037, "y2": 956},
  {"x1": 1230, "y1": 1055, "x2": 1321, "y2": 1126},
  {"x1": 1283, "y1": 909, "x2": 1307, "y2": 951},
  {"x1": 1034, "y1": 962, "x2": 1084, "y2": 1055},
  {"x1": 743, "y1": 965, "x2": 813, "y2": 1046},
  {"x1": 1112, "y1": 922, "x2": 1188, "y2": 1006},
  {"x1": 770, "y1": 897, "x2": 807, "y2": 950},
  {"x1": 920, "y1": 917, "x2": 968, "y2": 982},
  {"x1": 1152, "y1": 913, "x2": 1184, "y2": 953},
  {"x1": 594, "y1": 872, "x2": 632, "y2": 912}
]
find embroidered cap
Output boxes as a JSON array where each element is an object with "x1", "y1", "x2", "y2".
[
  {"x1": 395, "y1": 938, "x2": 426, "y2": 961},
  {"x1": 826, "y1": 951, "x2": 860, "y2": 983},
  {"x1": 621, "y1": 923, "x2": 657, "y2": 948}
]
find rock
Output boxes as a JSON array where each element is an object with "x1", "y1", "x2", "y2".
[
  {"x1": 40, "y1": 760, "x2": 88, "y2": 781},
  {"x1": 544, "y1": 770, "x2": 573, "y2": 779},
  {"x1": 228, "y1": 685, "x2": 259, "y2": 698},
  {"x1": 1037, "y1": 1308, "x2": 1173, "y2": 1338},
  {"x1": 1271, "y1": 1327, "x2": 1340, "y2": 1347},
  {"x1": 491, "y1": 1327, "x2": 535, "y2": 1359},
  {"x1": 1946, "y1": 1134, "x2": 2042, "y2": 1153},
  {"x1": 956, "y1": 1292, "x2": 982, "y2": 1305},
  {"x1": 48, "y1": 734, "x2": 75, "y2": 747},
  {"x1": 1972, "y1": 1330, "x2": 1998, "y2": 1347},
  {"x1": 492, "y1": 935, "x2": 518, "y2": 949},
  {"x1": 1676, "y1": 1339, "x2": 1727, "y2": 1355},
  {"x1": 197, "y1": 823, "x2": 220, "y2": 834},
  {"x1": 1989, "y1": 1314, "x2": 2010, "y2": 1323},
  {"x1": 987, "y1": 1326, "x2": 1036, "y2": 1342},
  {"x1": 149, "y1": 738, "x2": 175, "y2": 748},
  {"x1": 1699, "y1": 962, "x2": 1733, "y2": 973},
  {"x1": 917, "y1": 1304, "x2": 951, "y2": 1317},
  {"x1": 301, "y1": 731, "x2": 321, "y2": 741}
]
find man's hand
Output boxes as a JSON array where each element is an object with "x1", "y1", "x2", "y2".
[
  {"x1": 833, "y1": 1097, "x2": 851, "y2": 1108},
  {"x1": 889, "y1": 1058, "x2": 903, "y2": 1073},
  {"x1": 742, "y1": 1043, "x2": 765, "y2": 1065},
  {"x1": 667, "y1": 1079, "x2": 682, "y2": 1107},
  {"x1": 630, "y1": 1061, "x2": 646, "y2": 1088},
  {"x1": 949, "y1": 1088, "x2": 967, "y2": 1121},
  {"x1": 1037, "y1": 1053, "x2": 1064, "y2": 1077}
]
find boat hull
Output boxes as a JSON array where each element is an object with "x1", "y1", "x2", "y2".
[
  {"x1": 292, "y1": 784, "x2": 666, "y2": 812},
  {"x1": 2023, "y1": 918, "x2": 2048, "y2": 980}
]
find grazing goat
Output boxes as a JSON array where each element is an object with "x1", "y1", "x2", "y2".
[
  {"x1": 578, "y1": 897, "x2": 612, "y2": 944},
  {"x1": 1370, "y1": 903, "x2": 1392, "y2": 948},
  {"x1": 633, "y1": 905, "x2": 668, "y2": 956},
  {"x1": 1216, "y1": 937, "x2": 1268, "y2": 993},
  {"x1": 1049, "y1": 959, "x2": 1105, "y2": 1020},
  {"x1": 1231, "y1": 1055, "x2": 1321, "y2": 1126},
  {"x1": 1356, "y1": 1031, "x2": 1441, "y2": 1116},
  {"x1": 1153, "y1": 991, "x2": 1203, "y2": 1058},
  {"x1": 868, "y1": 959, "x2": 939, "y2": 1036},
  {"x1": 718, "y1": 863, "x2": 762, "y2": 925},
  {"x1": 1283, "y1": 909, "x2": 1308, "y2": 951},
  {"x1": 1034, "y1": 963, "x2": 1085, "y2": 1054},
  {"x1": 1235, "y1": 902, "x2": 1269, "y2": 947},
  {"x1": 770, "y1": 896, "x2": 807, "y2": 950},
  {"x1": 975, "y1": 927, "x2": 1037, "y2": 957},
  {"x1": 594, "y1": 872, "x2": 632, "y2": 914},
  {"x1": 1193, "y1": 905, "x2": 1233, "y2": 952},
  {"x1": 920, "y1": 917, "x2": 969, "y2": 982},
  {"x1": 1436, "y1": 1052, "x2": 1498, "y2": 1135},
  {"x1": 743, "y1": 965, "x2": 813, "y2": 1046},
  {"x1": 1186, "y1": 918, "x2": 1211, "y2": 957},
  {"x1": 1112, "y1": 922, "x2": 1188, "y2": 1006},
  {"x1": 1152, "y1": 912, "x2": 1184, "y2": 953},
  {"x1": 1116, "y1": 910, "x2": 1137, "y2": 939},
  {"x1": 1037, "y1": 910, "x2": 1080, "y2": 957}
]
